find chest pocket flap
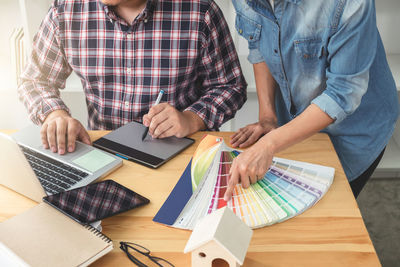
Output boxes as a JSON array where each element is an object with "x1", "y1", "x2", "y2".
[
  {"x1": 294, "y1": 38, "x2": 324, "y2": 60},
  {"x1": 235, "y1": 13, "x2": 262, "y2": 49}
]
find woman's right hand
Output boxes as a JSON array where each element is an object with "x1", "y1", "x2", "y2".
[{"x1": 230, "y1": 118, "x2": 277, "y2": 148}]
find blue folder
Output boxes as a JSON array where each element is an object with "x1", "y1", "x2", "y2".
[{"x1": 153, "y1": 160, "x2": 193, "y2": 226}]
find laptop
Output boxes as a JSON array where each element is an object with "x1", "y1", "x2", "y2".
[{"x1": 0, "y1": 124, "x2": 123, "y2": 203}]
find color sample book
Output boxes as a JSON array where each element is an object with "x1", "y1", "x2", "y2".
[{"x1": 153, "y1": 135, "x2": 334, "y2": 229}]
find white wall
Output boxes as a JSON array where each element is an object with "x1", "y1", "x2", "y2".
[{"x1": 0, "y1": 0, "x2": 22, "y2": 92}]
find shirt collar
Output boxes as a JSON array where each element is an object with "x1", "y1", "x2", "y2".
[
  {"x1": 100, "y1": 0, "x2": 158, "y2": 23},
  {"x1": 285, "y1": 0, "x2": 302, "y2": 4},
  {"x1": 248, "y1": 0, "x2": 302, "y2": 9}
]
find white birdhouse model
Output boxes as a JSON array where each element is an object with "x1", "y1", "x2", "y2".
[{"x1": 184, "y1": 207, "x2": 253, "y2": 267}]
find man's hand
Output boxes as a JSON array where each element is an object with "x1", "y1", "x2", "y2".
[
  {"x1": 230, "y1": 118, "x2": 277, "y2": 148},
  {"x1": 224, "y1": 137, "x2": 275, "y2": 202},
  {"x1": 41, "y1": 110, "x2": 91, "y2": 155},
  {"x1": 142, "y1": 103, "x2": 205, "y2": 139}
]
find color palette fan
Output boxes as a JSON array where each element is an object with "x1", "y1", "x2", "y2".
[{"x1": 153, "y1": 135, "x2": 335, "y2": 229}]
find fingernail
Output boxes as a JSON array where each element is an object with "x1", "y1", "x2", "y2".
[
  {"x1": 59, "y1": 149, "x2": 64, "y2": 154},
  {"x1": 51, "y1": 147, "x2": 56, "y2": 153},
  {"x1": 68, "y1": 146, "x2": 73, "y2": 152}
]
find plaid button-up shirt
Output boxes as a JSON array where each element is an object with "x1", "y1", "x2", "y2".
[{"x1": 18, "y1": 0, "x2": 246, "y2": 130}]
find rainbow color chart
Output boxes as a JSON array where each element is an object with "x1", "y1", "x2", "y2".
[{"x1": 153, "y1": 135, "x2": 335, "y2": 229}]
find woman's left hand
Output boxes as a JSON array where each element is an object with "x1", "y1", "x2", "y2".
[
  {"x1": 224, "y1": 137, "x2": 275, "y2": 201},
  {"x1": 230, "y1": 118, "x2": 277, "y2": 148}
]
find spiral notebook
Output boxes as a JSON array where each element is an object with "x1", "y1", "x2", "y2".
[{"x1": 0, "y1": 203, "x2": 113, "y2": 267}]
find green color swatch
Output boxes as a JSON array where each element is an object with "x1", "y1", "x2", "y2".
[{"x1": 72, "y1": 150, "x2": 115, "y2": 173}]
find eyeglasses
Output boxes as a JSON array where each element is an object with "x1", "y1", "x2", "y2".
[{"x1": 120, "y1": 242, "x2": 175, "y2": 267}]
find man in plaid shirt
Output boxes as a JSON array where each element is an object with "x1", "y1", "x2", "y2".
[{"x1": 18, "y1": 0, "x2": 246, "y2": 155}]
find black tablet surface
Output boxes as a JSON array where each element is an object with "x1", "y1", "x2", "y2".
[
  {"x1": 43, "y1": 180, "x2": 149, "y2": 224},
  {"x1": 93, "y1": 121, "x2": 194, "y2": 168}
]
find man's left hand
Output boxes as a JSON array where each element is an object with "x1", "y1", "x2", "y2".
[{"x1": 142, "y1": 103, "x2": 204, "y2": 139}]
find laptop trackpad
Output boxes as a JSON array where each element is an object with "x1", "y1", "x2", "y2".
[{"x1": 72, "y1": 150, "x2": 116, "y2": 173}]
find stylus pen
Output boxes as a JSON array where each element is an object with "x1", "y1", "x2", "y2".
[{"x1": 142, "y1": 90, "x2": 165, "y2": 141}]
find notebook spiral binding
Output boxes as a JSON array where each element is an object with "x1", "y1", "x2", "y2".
[{"x1": 84, "y1": 224, "x2": 113, "y2": 244}]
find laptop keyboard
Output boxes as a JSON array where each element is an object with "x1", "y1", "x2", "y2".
[{"x1": 20, "y1": 146, "x2": 89, "y2": 194}]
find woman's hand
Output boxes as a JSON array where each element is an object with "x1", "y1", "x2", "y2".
[
  {"x1": 230, "y1": 118, "x2": 277, "y2": 148},
  {"x1": 224, "y1": 137, "x2": 275, "y2": 201}
]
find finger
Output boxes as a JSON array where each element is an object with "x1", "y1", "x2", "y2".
[
  {"x1": 239, "y1": 131, "x2": 262, "y2": 148},
  {"x1": 231, "y1": 127, "x2": 246, "y2": 140},
  {"x1": 249, "y1": 174, "x2": 257, "y2": 184},
  {"x1": 241, "y1": 175, "x2": 251, "y2": 188},
  {"x1": 231, "y1": 125, "x2": 255, "y2": 146},
  {"x1": 239, "y1": 165, "x2": 251, "y2": 188},
  {"x1": 147, "y1": 103, "x2": 168, "y2": 120},
  {"x1": 224, "y1": 167, "x2": 240, "y2": 201},
  {"x1": 78, "y1": 127, "x2": 91, "y2": 145},
  {"x1": 41, "y1": 124, "x2": 49, "y2": 149},
  {"x1": 241, "y1": 126, "x2": 251, "y2": 135},
  {"x1": 155, "y1": 122, "x2": 174, "y2": 139},
  {"x1": 47, "y1": 122, "x2": 57, "y2": 153},
  {"x1": 56, "y1": 119, "x2": 67, "y2": 155},
  {"x1": 231, "y1": 128, "x2": 251, "y2": 146},
  {"x1": 149, "y1": 111, "x2": 169, "y2": 136},
  {"x1": 230, "y1": 131, "x2": 240, "y2": 141},
  {"x1": 231, "y1": 131, "x2": 244, "y2": 144},
  {"x1": 256, "y1": 171, "x2": 265, "y2": 181},
  {"x1": 232, "y1": 133, "x2": 249, "y2": 148},
  {"x1": 67, "y1": 121, "x2": 78, "y2": 152},
  {"x1": 142, "y1": 114, "x2": 150, "y2": 127},
  {"x1": 231, "y1": 133, "x2": 244, "y2": 148}
]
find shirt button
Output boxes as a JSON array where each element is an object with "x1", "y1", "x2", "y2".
[
  {"x1": 144, "y1": 18, "x2": 148, "y2": 23},
  {"x1": 127, "y1": 33, "x2": 133, "y2": 38},
  {"x1": 239, "y1": 29, "x2": 243, "y2": 34},
  {"x1": 274, "y1": 49, "x2": 278, "y2": 54},
  {"x1": 124, "y1": 101, "x2": 130, "y2": 108},
  {"x1": 127, "y1": 68, "x2": 132, "y2": 74}
]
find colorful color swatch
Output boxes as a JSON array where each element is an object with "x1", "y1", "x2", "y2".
[{"x1": 153, "y1": 135, "x2": 334, "y2": 230}]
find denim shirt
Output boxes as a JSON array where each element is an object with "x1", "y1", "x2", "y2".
[{"x1": 233, "y1": 0, "x2": 399, "y2": 181}]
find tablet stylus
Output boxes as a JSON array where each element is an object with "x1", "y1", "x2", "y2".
[{"x1": 142, "y1": 90, "x2": 165, "y2": 141}]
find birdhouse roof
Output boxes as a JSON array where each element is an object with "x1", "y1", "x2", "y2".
[{"x1": 183, "y1": 207, "x2": 253, "y2": 265}]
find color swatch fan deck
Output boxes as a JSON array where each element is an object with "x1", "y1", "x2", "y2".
[{"x1": 153, "y1": 135, "x2": 335, "y2": 229}]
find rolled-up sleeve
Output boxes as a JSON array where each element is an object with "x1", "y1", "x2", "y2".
[
  {"x1": 184, "y1": 1, "x2": 247, "y2": 130},
  {"x1": 311, "y1": 0, "x2": 377, "y2": 125},
  {"x1": 248, "y1": 47, "x2": 265, "y2": 64},
  {"x1": 18, "y1": 3, "x2": 72, "y2": 125}
]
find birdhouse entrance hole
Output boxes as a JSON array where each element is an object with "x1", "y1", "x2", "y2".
[
  {"x1": 198, "y1": 252, "x2": 206, "y2": 258},
  {"x1": 212, "y1": 258, "x2": 229, "y2": 267}
]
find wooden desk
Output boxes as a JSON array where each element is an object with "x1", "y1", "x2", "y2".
[{"x1": 0, "y1": 131, "x2": 380, "y2": 266}]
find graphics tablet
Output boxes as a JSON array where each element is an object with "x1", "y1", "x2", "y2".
[{"x1": 93, "y1": 121, "x2": 194, "y2": 168}]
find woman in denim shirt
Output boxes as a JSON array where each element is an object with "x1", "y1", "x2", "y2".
[{"x1": 224, "y1": 0, "x2": 399, "y2": 201}]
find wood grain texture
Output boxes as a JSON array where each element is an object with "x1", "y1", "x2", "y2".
[{"x1": 0, "y1": 131, "x2": 380, "y2": 266}]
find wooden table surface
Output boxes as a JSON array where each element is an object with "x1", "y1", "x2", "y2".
[{"x1": 0, "y1": 131, "x2": 380, "y2": 266}]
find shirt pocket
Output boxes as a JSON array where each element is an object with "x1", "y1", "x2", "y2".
[
  {"x1": 294, "y1": 38, "x2": 324, "y2": 62},
  {"x1": 235, "y1": 13, "x2": 262, "y2": 49}
]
